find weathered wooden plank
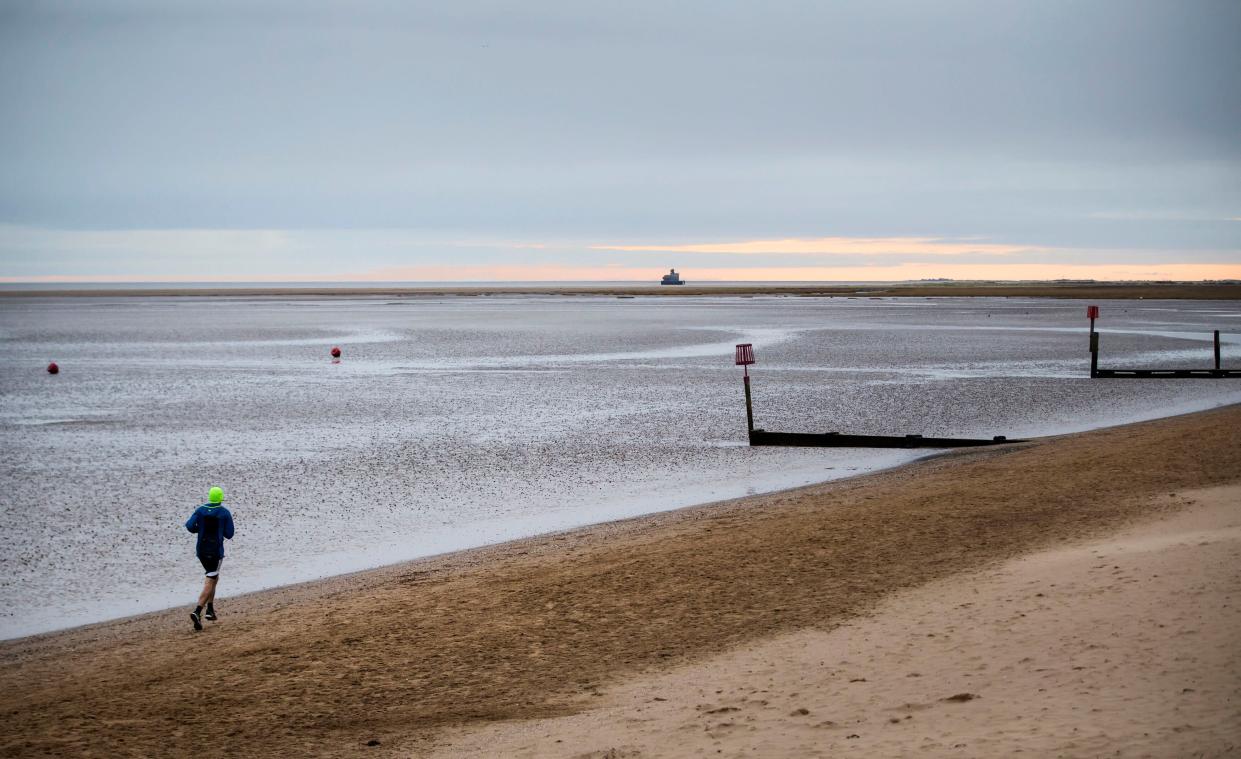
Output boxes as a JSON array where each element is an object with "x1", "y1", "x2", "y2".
[
  {"x1": 1095, "y1": 368, "x2": 1241, "y2": 378},
  {"x1": 748, "y1": 429, "x2": 1019, "y2": 449}
]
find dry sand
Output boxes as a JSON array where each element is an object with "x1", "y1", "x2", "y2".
[
  {"x1": 1, "y1": 405, "x2": 1240, "y2": 757},
  {"x1": 431, "y1": 484, "x2": 1241, "y2": 758},
  {"x1": 2, "y1": 282, "x2": 1240, "y2": 299}
]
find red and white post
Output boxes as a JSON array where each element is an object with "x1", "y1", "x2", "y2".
[{"x1": 735, "y1": 343, "x2": 756, "y2": 435}]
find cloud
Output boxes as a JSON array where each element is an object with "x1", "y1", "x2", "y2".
[
  {"x1": 0, "y1": 225, "x2": 297, "y2": 260},
  {"x1": 1087, "y1": 211, "x2": 1241, "y2": 222},
  {"x1": 590, "y1": 236, "x2": 1049, "y2": 256},
  {"x1": 0, "y1": 262, "x2": 657, "y2": 284}
]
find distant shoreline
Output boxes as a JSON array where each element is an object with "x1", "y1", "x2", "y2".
[{"x1": 3, "y1": 281, "x2": 1240, "y2": 299}]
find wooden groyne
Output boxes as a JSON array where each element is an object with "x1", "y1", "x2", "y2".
[
  {"x1": 1088, "y1": 306, "x2": 1239, "y2": 379},
  {"x1": 735, "y1": 344, "x2": 1021, "y2": 450}
]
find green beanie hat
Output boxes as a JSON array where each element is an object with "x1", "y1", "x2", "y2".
[{"x1": 208, "y1": 486, "x2": 224, "y2": 504}]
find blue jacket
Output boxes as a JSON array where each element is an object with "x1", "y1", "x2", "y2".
[{"x1": 185, "y1": 504, "x2": 235, "y2": 558}]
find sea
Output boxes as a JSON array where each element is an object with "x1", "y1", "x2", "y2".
[{"x1": 1, "y1": 292, "x2": 1238, "y2": 639}]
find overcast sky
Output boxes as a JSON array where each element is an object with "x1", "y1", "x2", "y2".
[{"x1": 1, "y1": 0, "x2": 1238, "y2": 281}]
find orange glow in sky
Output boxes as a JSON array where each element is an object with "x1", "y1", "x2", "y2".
[
  {"x1": 7, "y1": 262, "x2": 1240, "y2": 284},
  {"x1": 591, "y1": 236, "x2": 1047, "y2": 257}
]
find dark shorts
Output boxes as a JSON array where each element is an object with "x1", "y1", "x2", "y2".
[{"x1": 198, "y1": 555, "x2": 223, "y2": 577}]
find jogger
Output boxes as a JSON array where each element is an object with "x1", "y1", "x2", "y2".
[{"x1": 185, "y1": 486, "x2": 235, "y2": 631}]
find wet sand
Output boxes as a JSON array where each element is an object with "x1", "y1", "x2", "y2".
[
  {"x1": 3, "y1": 281, "x2": 1240, "y2": 299},
  {"x1": 2, "y1": 405, "x2": 1240, "y2": 757}
]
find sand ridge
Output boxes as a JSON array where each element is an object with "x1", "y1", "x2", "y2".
[{"x1": 1, "y1": 405, "x2": 1240, "y2": 757}]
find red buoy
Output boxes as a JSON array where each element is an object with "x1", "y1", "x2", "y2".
[
  {"x1": 330, "y1": 346, "x2": 341, "y2": 358},
  {"x1": 47, "y1": 362, "x2": 59, "y2": 374}
]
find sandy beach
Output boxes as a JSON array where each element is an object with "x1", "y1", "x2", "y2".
[
  {"x1": 2, "y1": 405, "x2": 1239, "y2": 757},
  {"x1": 431, "y1": 484, "x2": 1241, "y2": 758}
]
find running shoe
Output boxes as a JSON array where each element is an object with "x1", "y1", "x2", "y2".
[{"x1": 190, "y1": 610, "x2": 203, "y2": 631}]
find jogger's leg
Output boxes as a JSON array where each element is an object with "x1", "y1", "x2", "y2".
[
  {"x1": 197, "y1": 576, "x2": 218, "y2": 608},
  {"x1": 192, "y1": 557, "x2": 221, "y2": 629}
]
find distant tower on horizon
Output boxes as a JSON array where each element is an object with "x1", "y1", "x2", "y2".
[{"x1": 660, "y1": 268, "x2": 685, "y2": 285}]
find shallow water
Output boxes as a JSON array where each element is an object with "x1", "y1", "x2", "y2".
[{"x1": 1, "y1": 294, "x2": 1238, "y2": 639}]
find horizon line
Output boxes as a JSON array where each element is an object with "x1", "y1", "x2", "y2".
[{"x1": 4, "y1": 277, "x2": 1241, "y2": 287}]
